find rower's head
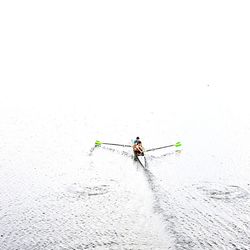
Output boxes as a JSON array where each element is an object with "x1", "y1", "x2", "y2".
[
  {"x1": 136, "y1": 137, "x2": 140, "y2": 140},
  {"x1": 137, "y1": 140, "x2": 142, "y2": 144}
]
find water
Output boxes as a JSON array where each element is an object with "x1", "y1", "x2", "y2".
[
  {"x1": 0, "y1": 92, "x2": 250, "y2": 249},
  {"x1": 1, "y1": 1, "x2": 250, "y2": 249}
]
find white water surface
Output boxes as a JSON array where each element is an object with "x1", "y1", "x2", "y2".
[{"x1": 1, "y1": 1, "x2": 250, "y2": 249}]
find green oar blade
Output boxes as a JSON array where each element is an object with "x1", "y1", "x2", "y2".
[
  {"x1": 175, "y1": 142, "x2": 182, "y2": 147},
  {"x1": 95, "y1": 140, "x2": 102, "y2": 146}
]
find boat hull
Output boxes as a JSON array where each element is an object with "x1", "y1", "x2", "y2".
[{"x1": 134, "y1": 152, "x2": 146, "y2": 168}]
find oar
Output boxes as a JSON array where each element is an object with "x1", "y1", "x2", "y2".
[
  {"x1": 95, "y1": 140, "x2": 131, "y2": 148},
  {"x1": 145, "y1": 142, "x2": 182, "y2": 152}
]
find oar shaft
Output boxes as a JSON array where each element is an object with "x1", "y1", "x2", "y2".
[
  {"x1": 102, "y1": 142, "x2": 131, "y2": 147},
  {"x1": 146, "y1": 144, "x2": 174, "y2": 152}
]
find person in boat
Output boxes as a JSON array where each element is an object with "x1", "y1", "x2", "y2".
[
  {"x1": 133, "y1": 140, "x2": 144, "y2": 156},
  {"x1": 134, "y1": 136, "x2": 140, "y2": 144}
]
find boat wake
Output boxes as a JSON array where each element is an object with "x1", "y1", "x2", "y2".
[{"x1": 139, "y1": 165, "x2": 250, "y2": 250}]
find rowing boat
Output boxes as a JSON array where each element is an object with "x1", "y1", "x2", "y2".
[
  {"x1": 95, "y1": 140, "x2": 181, "y2": 168},
  {"x1": 133, "y1": 152, "x2": 146, "y2": 168}
]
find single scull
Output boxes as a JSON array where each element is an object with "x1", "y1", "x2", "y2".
[
  {"x1": 133, "y1": 151, "x2": 147, "y2": 168},
  {"x1": 95, "y1": 140, "x2": 181, "y2": 168}
]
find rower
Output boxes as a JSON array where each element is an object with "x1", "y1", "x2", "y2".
[{"x1": 133, "y1": 140, "x2": 144, "y2": 156}]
